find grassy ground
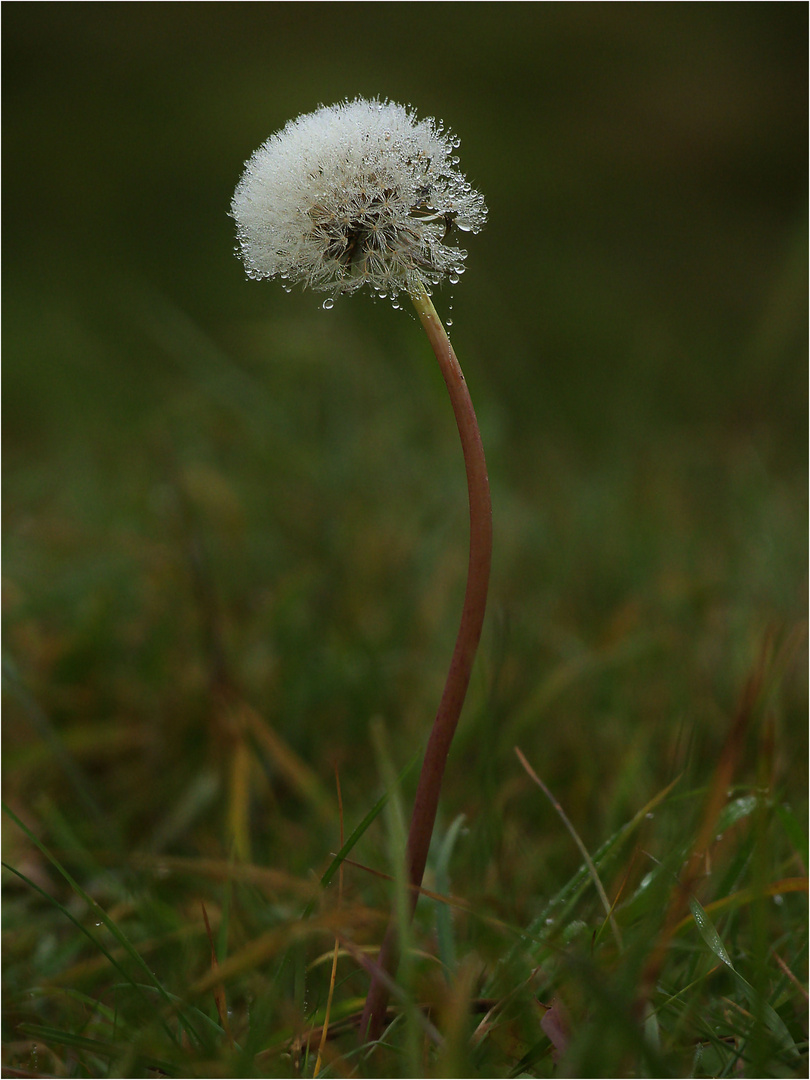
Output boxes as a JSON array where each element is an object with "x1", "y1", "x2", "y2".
[{"x1": 3, "y1": 5, "x2": 807, "y2": 1076}]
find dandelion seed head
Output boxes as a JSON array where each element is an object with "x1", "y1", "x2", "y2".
[{"x1": 230, "y1": 98, "x2": 486, "y2": 303}]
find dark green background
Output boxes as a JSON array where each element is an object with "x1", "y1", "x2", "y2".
[{"x1": 3, "y1": 4, "x2": 806, "y2": 872}]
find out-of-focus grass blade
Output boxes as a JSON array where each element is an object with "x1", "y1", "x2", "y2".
[
  {"x1": 673, "y1": 877, "x2": 807, "y2": 934},
  {"x1": 516, "y1": 746, "x2": 622, "y2": 948},
  {"x1": 112, "y1": 982, "x2": 237, "y2": 1042},
  {"x1": 304, "y1": 750, "x2": 420, "y2": 917},
  {"x1": 3, "y1": 861, "x2": 167, "y2": 1027},
  {"x1": 3, "y1": 803, "x2": 204, "y2": 1048},
  {"x1": 25, "y1": 985, "x2": 117, "y2": 1022},
  {"x1": 688, "y1": 894, "x2": 800, "y2": 1061},
  {"x1": 2, "y1": 657, "x2": 109, "y2": 832},
  {"x1": 715, "y1": 794, "x2": 760, "y2": 833},
  {"x1": 243, "y1": 700, "x2": 335, "y2": 824},
  {"x1": 201, "y1": 901, "x2": 235, "y2": 1046},
  {"x1": 147, "y1": 770, "x2": 220, "y2": 853},
  {"x1": 434, "y1": 813, "x2": 467, "y2": 979},
  {"x1": 516, "y1": 776, "x2": 680, "y2": 951},
  {"x1": 267, "y1": 755, "x2": 418, "y2": 1053},
  {"x1": 775, "y1": 803, "x2": 809, "y2": 867},
  {"x1": 18, "y1": 1023, "x2": 178, "y2": 1076},
  {"x1": 485, "y1": 777, "x2": 682, "y2": 1001}
]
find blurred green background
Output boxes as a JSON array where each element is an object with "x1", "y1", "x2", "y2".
[{"x1": 3, "y1": 3, "x2": 806, "y2": 897}]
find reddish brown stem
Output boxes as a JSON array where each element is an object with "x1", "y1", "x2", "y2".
[{"x1": 359, "y1": 286, "x2": 492, "y2": 1042}]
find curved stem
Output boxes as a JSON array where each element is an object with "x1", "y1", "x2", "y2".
[{"x1": 359, "y1": 285, "x2": 492, "y2": 1042}]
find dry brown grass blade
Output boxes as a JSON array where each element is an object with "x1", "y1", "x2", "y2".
[
  {"x1": 241, "y1": 699, "x2": 335, "y2": 823},
  {"x1": 257, "y1": 990, "x2": 501, "y2": 1069},
  {"x1": 433, "y1": 956, "x2": 481, "y2": 1074},
  {"x1": 635, "y1": 636, "x2": 771, "y2": 1014},
  {"x1": 773, "y1": 951, "x2": 810, "y2": 1001},
  {"x1": 339, "y1": 855, "x2": 474, "y2": 911},
  {"x1": 340, "y1": 854, "x2": 544, "y2": 945},
  {"x1": 188, "y1": 907, "x2": 383, "y2": 999},
  {"x1": 314, "y1": 767, "x2": 345, "y2": 1077},
  {"x1": 336, "y1": 931, "x2": 445, "y2": 1048},
  {"x1": 515, "y1": 745, "x2": 622, "y2": 949},
  {"x1": 167, "y1": 460, "x2": 335, "y2": 831},
  {"x1": 201, "y1": 901, "x2": 234, "y2": 1048},
  {"x1": 227, "y1": 730, "x2": 252, "y2": 861},
  {"x1": 129, "y1": 852, "x2": 319, "y2": 898}
]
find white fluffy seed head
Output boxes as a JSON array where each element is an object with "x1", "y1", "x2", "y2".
[{"x1": 230, "y1": 98, "x2": 487, "y2": 303}]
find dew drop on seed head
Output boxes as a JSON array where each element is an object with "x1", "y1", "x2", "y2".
[{"x1": 322, "y1": 297, "x2": 334, "y2": 310}]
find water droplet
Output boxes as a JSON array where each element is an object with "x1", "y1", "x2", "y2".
[
  {"x1": 446, "y1": 316, "x2": 453, "y2": 326},
  {"x1": 773, "y1": 894, "x2": 784, "y2": 906},
  {"x1": 448, "y1": 273, "x2": 460, "y2": 285},
  {"x1": 646, "y1": 812, "x2": 654, "y2": 820},
  {"x1": 322, "y1": 298, "x2": 334, "y2": 310}
]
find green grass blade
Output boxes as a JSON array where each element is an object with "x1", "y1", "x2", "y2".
[
  {"x1": 3, "y1": 803, "x2": 205, "y2": 1049},
  {"x1": 18, "y1": 1022, "x2": 179, "y2": 1075},
  {"x1": 3, "y1": 861, "x2": 169, "y2": 1027},
  {"x1": 304, "y1": 749, "x2": 420, "y2": 917},
  {"x1": 511, "y1": 776, "x2": 681, "y2": 958},
  {"x1": 2, "y1": 658, "x2": 110, "y2": 833},
  {"x1": 688, "y1": 894, "x2": 801, "y2": 1061},
  {"x1": 775, "y1": 802, "x2": 809, "y2": 866},
  {"x1": 434, "y1": 813, "x2": 467, "y2": 979}
]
